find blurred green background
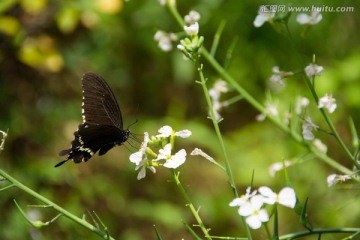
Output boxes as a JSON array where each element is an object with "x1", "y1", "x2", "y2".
[{"x1": 0, "y1": 0, "x2": 360, "y2": 239}]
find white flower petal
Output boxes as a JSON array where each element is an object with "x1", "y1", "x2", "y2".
[
  {"x1": 229, "y1": 198, "x2": 242, "y2": 207},
  {"x1": 318, "y1": 94, "x2": 336, "y2": 113},
  {"x1": 156, "y1": 125, "x2": 173, "y2": 137},
  {"x1": 157, "y1": 143, "x2": 172, "y2": 160},
  {"x1": 253, "y1": 6, "x2": 275, "y2": 27},
  {"x1": 163, "y1": 149, "x2": 187, "y2": 168},
  {"x1": 269, "y1": 161, "x2": 292, "y2": 177},
  {"x1": 305, "y1": 64, "x2": 324, "y2": 78},
  {"x1": 137, "y1": 167, "x2": 147, "y2": 180},
  {"x1": 129, "y1": 151, "x2": 144, "y2": 165},
  {"x1": 148, "y1": 166, "x2": 156, "y2": 174},
  {"x1": 253, "y1": 15, "x2": 268, "y2": 27},
  {"x1": 258, "y1": 186, "x2": 275, "y2": 198},
  {"x1": 257, "y1": 209, "x2": 270, "y2": 222},
  {"x1": 190, "y1": 148, "x2": 214, "y2": 161},
  {"x1": 303, "y1": 129, "x2": 315, "y2": 140},
  {"x1": 258, "y1": 187, "x2": 276, "y2": 205},
  {"x1": 313, "y1": 139, "x2": 327, "y2": 153},
  {"x1": 246, "y1": 215, "x2": 262, "y2": 229},
  {"x1": 184, "y1": 10, "x2": 201, "y2": 24},
  {"x1": 296, "y1": 14, "x2": 311, "y2": 24},
  {"x1": 175, "y1": 129, "x2": 192, "y2": 138},
  {"x1": 250, "y1": 195, "x2": 264, "y2": 209},
  {"x1": 278, "y1": 187, "x2": 296, "y2": 208},
  {"x1": 238, "y1": 202, "x2": 253, "y2": 217},
  {"x1": 184, "y1": 22, "x2": 199, "y2": 35},
  {"x1": 158, "y1": 39, "x2": 172, "y2": 52},
  {"x1": 327, "y1": 174, "x2": 337, "y2": 187},
  {"x1": 302, "y1": 117, "x2": 318, "y2": 140}
]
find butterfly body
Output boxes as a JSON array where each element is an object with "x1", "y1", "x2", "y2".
[{"x1": 56, "y1": 72, "x2": 129, "y2": 167}]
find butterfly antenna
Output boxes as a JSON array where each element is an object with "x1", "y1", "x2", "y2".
[{"x1": 127, "y1": 119, "x2": 138, "y2": 129}]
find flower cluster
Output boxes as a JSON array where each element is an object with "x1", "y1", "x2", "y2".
[
  {"x1": 230, "y1": 186, "x2": 296, "y2": 229},
  {"x1": 129, "y1": 126, "x2": 191, "y2": 180},
  {"x1": 208, "y1": 79, "x2": 229, "y2": 121},
  {"x1": 318, "y1": 94, "x2": 337, "y2": 114},
  {"x1": 254, "y1": 6, "x2": 322, "y2": 28},
  {"x1": 327, "y1": 173, "x2": 352, "y2": 187},
  {"x1": 269, "y1": 66, "x2": 293, "y2": 88},
  {"x1": 263, "y1": 62, "x2": 334, "y2": 152},
  {"x1": 177, "y1": 10, "x2": 203, "y2": 60},
  {"x1": 256, "y1": 101, "x2": 279, "y2": 122},
  {"x1": 305, "y1": 63, "x2": 324, "y2": 78},
  {"x1": 154, "y1": 30, "x2": 178, "y2": 52}
]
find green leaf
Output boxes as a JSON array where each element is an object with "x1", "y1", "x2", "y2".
[{"x1": 0, "y1": 0, "x2": 17, "y2": 14}]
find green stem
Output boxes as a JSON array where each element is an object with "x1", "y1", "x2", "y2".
[
  {"x1": 279, "y1": 228, "x2": 360, "y2": 239},
  {"x1": 0, "y1": 168, "x2": 114, "y2": 240},
  {"x1": 196, "y1": 61, "x2": 238, "y2": 197},
  {"x1": 166, "y1": 0, "x2": 184, "y2": 27},
  {"x1": 172, "y1": 170, "x2": 212, "y2": 239},
  {"x1": 195, "y1": 58, "x2": 252, "y2": 239},
  {"x1": 305, "y1": 76, "x2": 358, "y2": 168},
  {"x1": 321, "y1": 107, "x2": 357, "y2": 166}
]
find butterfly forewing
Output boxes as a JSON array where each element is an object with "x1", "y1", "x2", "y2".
[{"x1": 82, "y1": 72, "x2": 123, "y2": 129}]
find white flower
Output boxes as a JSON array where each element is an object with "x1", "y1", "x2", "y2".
[
  {"x1": 184, "y1": 22, "x2": 199, "y2": 36},
  {"x1": 208, "y1": 80, "x2": 229, "y2": 121},
  {"x1": 256, "y1": 102, "x2": 278, "y2": 122},
  {"x1": 327, "y1": 174, "x2": 337, "y2": 187},
  {"x1": 297, "y1": 11, "x2": 322, "y2": 25},
  {"x1": 305, "y1": 63, "x2": 324, "y2": 78},
  {"x1": 327, "y1": 174, "x2": 351, "y2": 187},
  {"x1": 238, "y1": 195, "x2": 269, "y2": 229},
  {"x1": 295, "y1": 96, "x2": 310, "y2": 114},
  {"x1": 154, "y1": 31, "x2": 178, "y2": 52},
  {"x1": 156, "y1": 125, "x2": 192, "y2": 138},
  {"x1": 313, "y1": 139, "x2": 327, "y2": 153},
  {"x1": 259, "y1": 186, "x2": 296, "y2": 208},
  {"x1": 184, "y1": 10, "x2": 200, "y2": 24},
  {"x1": 318, "y1": 94, "x2": 337, "y2": 113},
  {"x1": 253, "y1": 6, "x2": 275, "y2": 27},
  {"x1": 302, "y1": 117, "x2": 319, "y2": 140},
  {"x1": 129, "y1": 133, "x2": 156, "y2": 180},
  {"x1": 129, "y1": 132, "x2": 149, "y2": 165},
  {"x1": 135, "y1": 162, "x2": 156, "y2": 180},
  {"x1": 213, "y1": 79, "x2": 228, "y2": 93},
  {"x1": 269, "y1": 161, "x2": 293, "y2": 177},
  {"x1": 190, "y1": 148, "x2": 214, "y2": 161},
  {"x1": 229, "y1": 187, "x2": 257, "y2": 207},
  {"x1": 158, "y1": 0, "x2": 166, "y2": 5},
  {"x1": 269, "y1": 66, "x2": 294, "y2": 87},
  {"x1": 157, "y1": 143, "x2": 187, "y2": 169}
]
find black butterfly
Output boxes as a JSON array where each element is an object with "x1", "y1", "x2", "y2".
[{"x1": 55, "y1": 72, "x2": 130, "y2": 167}]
